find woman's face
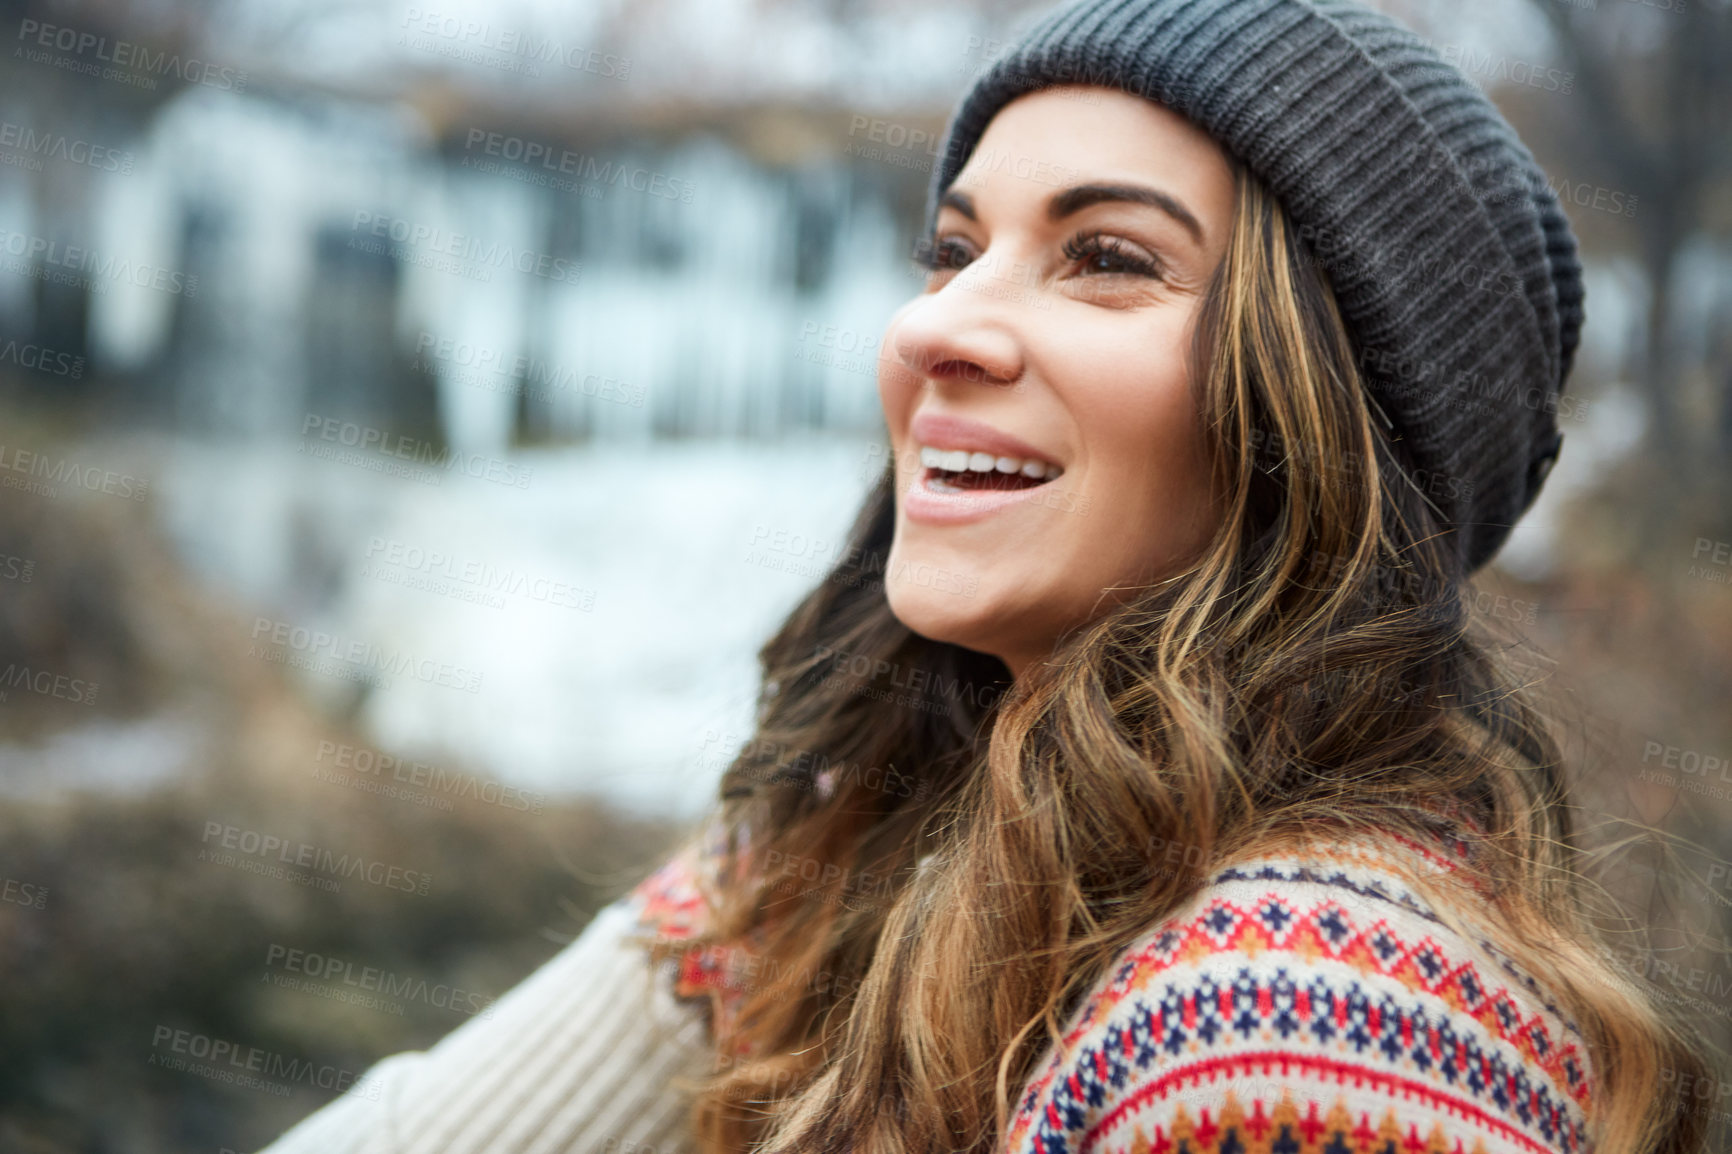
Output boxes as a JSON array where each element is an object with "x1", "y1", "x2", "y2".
[{"x1": 876, "y1": 86, "x2": 1237, "y2": 679}]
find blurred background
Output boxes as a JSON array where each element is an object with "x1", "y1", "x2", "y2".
[{"x1": 0, "y1": 0, "x2": 1727, "y2": 1148}]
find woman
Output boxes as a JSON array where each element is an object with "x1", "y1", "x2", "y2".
[{"x1": 259, "y1": 0, "x2": 1714, "y2": 1152}]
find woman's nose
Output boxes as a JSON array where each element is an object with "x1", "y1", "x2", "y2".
[{"x1": 888, "y1": 264, "x2": 1025, "y2": 390}]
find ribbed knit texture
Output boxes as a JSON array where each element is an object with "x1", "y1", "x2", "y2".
[
  {"x1": 927, "y1": 0, "x2": 1584, "y2": 572},
  {"x1": 252, "y1": 895, "x2": 712, "y2": 1154}
]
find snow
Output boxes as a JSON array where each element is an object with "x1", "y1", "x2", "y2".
[{"x1": 152, "y1": 435, "x2": 879, "y2": 819}]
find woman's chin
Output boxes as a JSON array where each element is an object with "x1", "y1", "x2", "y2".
[
  {"x1": 886, "y1": 582, "x2": 966, "y2": 640},
  {"x1": 885, "y1": 576, "x2": 1014, "y2": 660}
]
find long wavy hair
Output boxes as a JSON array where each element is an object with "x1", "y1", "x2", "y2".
[{"x1": 640, "y1": 164, "x2": 1714, "y2": 1154}]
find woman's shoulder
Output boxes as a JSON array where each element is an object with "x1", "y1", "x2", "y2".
[
  {"x1": 623, "y1": 824, "x2": 760, "y2": 1048},
  {"x1": 627, "y1": 839, "x2": 715, "y2": 941},
  {"x1": 1006, "y1": 824, "x2": 1596, "y2": 1154}
]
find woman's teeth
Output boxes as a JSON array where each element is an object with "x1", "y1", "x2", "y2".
[{"x1": 917, "y1": 445, "x2": 1063, "y2": 482}]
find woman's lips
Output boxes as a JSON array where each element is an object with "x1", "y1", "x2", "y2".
[
  {"x1": 899, "y1": 412, "x2": 1068, "y2": 526},
  {"x1": 909, "y1": 412, "x2": 1059, "y2": 471},
  {"x1": 901, "y1": 465, "x2": 1062, "y2": 525}
]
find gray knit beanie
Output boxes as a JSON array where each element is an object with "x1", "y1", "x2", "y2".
[{"x1": 926, "y1": 0, "x2": 1582, "y2": 573}]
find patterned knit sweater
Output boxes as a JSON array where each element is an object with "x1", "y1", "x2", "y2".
[
  {"x1": 256, "y1": 821, "x2": 1595, "y2": 1154},
  {"x1": 632, "y1": 823, "x2": 1596, "y2": 1154}
]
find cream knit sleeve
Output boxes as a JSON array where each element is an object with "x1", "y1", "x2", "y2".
[{"x1": 253, "y1": 896, "x2": 715, "y2": 1154}]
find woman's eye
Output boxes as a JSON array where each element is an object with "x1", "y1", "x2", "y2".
[
  {"x1": 911, "y1": 231, "x2": 1162, "y2": 293},
  {"x1": 914, "y1": 236, "x2": 975, "y2": 274},
  {"x1": 1062, "y1": 232, "x2": 1163, "y2": 279}
]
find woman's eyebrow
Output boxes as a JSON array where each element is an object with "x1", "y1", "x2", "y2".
[
  {"x1": 937, "y1": 183, "x2": 1204, "y2": 246},
  {"x1": 938, "y1": 188, "x2": 978, "y2": 219},
  {"x1": 1048, "y1": 183, "x2": 1204, "y2": 245}
]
